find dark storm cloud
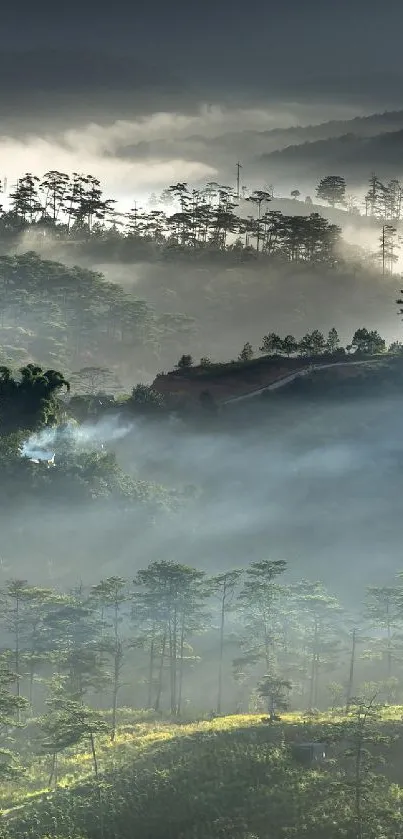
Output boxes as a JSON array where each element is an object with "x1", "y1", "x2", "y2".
[
  {"x1": 2, "y1": 0, "x2": 403, "y2": 123},
  {"x1": 0, "y1": 49, "x2": 201, "y2": 132},
  {"x1": 1, "y1": 0, "x2": 403, "y2": 199}
]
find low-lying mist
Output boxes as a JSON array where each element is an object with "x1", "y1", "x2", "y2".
[
  {"x1": 2, "y1": 387, "x2": 401, "y2": 603},
  {"x1": 112, "y1": 393, "x2": 403, "y2": 598},
  {"x1": 3, "y1": 205, "x2": 399, "y2": 379},
  {"x1": 0, "y1": 219, "x2": 402, "y2": 602}
]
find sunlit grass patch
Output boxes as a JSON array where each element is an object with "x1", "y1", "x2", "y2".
[{"x1": 2, "y1": 707, "x2": 403, "y2": 817}]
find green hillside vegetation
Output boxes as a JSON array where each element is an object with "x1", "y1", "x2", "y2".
[
  {"x1": 0, "y1": 196, "x2": 402, "y2": 836},
  {"x1": 0, "y1": 172, "x2": 343, "y2": 263},
  {"x1": 0, "y1": 169, "x2": 398, "y2": 263},
  {"x1": 0, "y1": 172, "x2": 399, "y2": 383},
  {"x1": 261, "y1": 356, "x2": 403, "y2": 403},
  {"x1": 0, "y1": 251, "x2": 195, "y2": 378},
  {"x1": 0, "y1": 556, "x2": 402, "y2": 836},
  {"x1": 146, "y1": 326, "x2": 399, "y2": 410},
  {"x1": 2, "y1": 709, "x2": 403, "y2": 839}
]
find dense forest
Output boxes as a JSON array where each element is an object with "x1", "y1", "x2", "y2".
[
  {"x1": 0, "y1": 169, "x2": 400, "y2": 386},
  {"x1": 0, "y1": 171, "x2": 403, "y2": 837},
  {"x1": 0, "y1": 169, "x2": 399, "y2": 266},
  {"x1": 1, "y1": 558, "x2": 403, "y2": 838}
]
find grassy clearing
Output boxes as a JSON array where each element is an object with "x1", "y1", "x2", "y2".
[
  {"x1": 3, "y1": 706, "x2": 403, "y2": 811},
  {"x1": 0, "y1": 711, "x2": 264, "y2": 812},
  {"x1": 2, "y1": 707, "x2": 403, "y2": 838}
]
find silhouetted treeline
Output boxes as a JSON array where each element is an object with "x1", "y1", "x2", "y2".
[
  {"x1": 173, "y1": 325, "x2": 392, "y2": 370},
  {"x1": 0, "y1": 172, "x2": 344, "y2": 265},
  {"x1": 3, "y1": 170, "x2": 403, "y2": 262}
]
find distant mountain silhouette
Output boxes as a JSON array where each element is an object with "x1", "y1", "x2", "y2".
[
  {"x1": 255, "y1": 126, "x2": 403, "y2": 189},
  {"x1": 254, "y1": 110, "x2": 403, "y2": 152}
]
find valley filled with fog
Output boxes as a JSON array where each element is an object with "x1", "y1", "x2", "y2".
[
  {"x1": 1, "y1": 137, "x2": 403, "y2": 839},
  {"x1": 4, "y1": 2, "x2": 403, "y2": 836}
]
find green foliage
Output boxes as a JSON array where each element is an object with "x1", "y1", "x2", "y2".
[
  {"x1": 282, "y1": 334, "x2": 298, "y2": 356},
  {"x1": 133, "y1": 560, "x2": 210, "y2": 715},
  {"x1": 0, "y1": 656, "x2": 28, "y2": 779},
  {"x1": 176, "y1": 354, "x2": 193, "y2": 369},
  {"x1": 69, "y1": 367, "x2": 122, "y2": 396},
  {"x1": 298, "y1": 329, "x2": 326, "y2": 356},
  {"x1": 351, "y1": 327, "x2": 386, "y2": 355},
  {"x1": 0, "y1": 365, "x2": 69, "y2": 434},
  {"x1": 236, "y1": 560, "x2": 287, "y2": 682},
  {"x1": 316, "y1": 175, "x2": 346, "y2": 207},
  {"x1": 2, "y1": 714, "x2": 403, "y2": 839},
  {"x1": 39, "y1": 696, "x2": 108, "y2": 755},
  {"x1": 89, "y1": 577, "x2": 131, "y2": 740},
  {"x1": 128, "y1": 383, "x2": 165, "y2": 412},
  {"x1": 388, "y1": 341, "x2": 403, "y2": 355},
  {"x1": 199, "y1": 356, "x2": 212, "y2": 367},
  {"x1": 326, "y1": 327, "x2": 340, "y2": 354},
  {"x1": 0, "y1": 560, "x2": 402, "y2": 837},
  {"x1": 257, "y1": 674, "x2": 292, "y2": 714},
  {"x1": 259, "y1": 332, "x2": 283, "y2": 355},
  {"x1": 0, "y1": 251, "x2": 167, "y2": 376},
  {"x1": 238, "y1": 342, "x2": 254, "y2": 362}
]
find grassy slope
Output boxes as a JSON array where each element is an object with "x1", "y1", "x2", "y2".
[
  {"x1": 153, "y1": 354, "x2": 393, "y2": 404},
  {"x1": 3, "y1": 708, "x2": 403, "y2": 839}
]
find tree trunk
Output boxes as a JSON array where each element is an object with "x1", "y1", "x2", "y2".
[
  {"x1": 89, "y1": 733, "x2": 104, "y2": 839},
  {"x1": 89, "y1": 732, "x2": 99, "y2": 779},
  {"x1": 29, "y1": 664, "x2": 34, "y2": 707},
  {"x1": 169, "y1": 610, "x2": 178, "y2": 715},
  {"x1": 308, "y1": 619, "x2": 318, "y2": 709},
  {"x1": 48, "y1": 752, "x2": 58, "y2": 789},
  {"x1": 147, "y1": 634, "x2": 155, "y2": 709},
  {"x1": 313, "y1": 654, "x2": 320, "y2": 707},
  {"x1": 217, "y1": 587, "x2": 226, "y2": 715},
  {"x1": 346, "y1": 629, "x2": 357, "y2": 711},
  {"x1": 387, "y1": 618, "x2": 392, "y2": 680},
  {"x1": 155, "y1": 631, "x2": 167, "y2": 711},
  {"x1": 15, "y1": 595, "x2": 21, "y2": 723},
  {"x1": 354, "y1": 725, "x2": 364, "y2": 839},
  {"x1": 177, "y1": 619, "x2": 186, "y2": 717},
  {"x1": 111, "y1": 655, "x2": 120, "y2": 742}
]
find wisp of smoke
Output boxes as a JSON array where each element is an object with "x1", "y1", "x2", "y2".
[{"x1": 20, "y1": 417, "x2": 133, "y2": 462}]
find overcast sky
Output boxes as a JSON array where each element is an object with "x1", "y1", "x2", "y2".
[{"x1": 2, "y1": 0, "x2": 403, "y2": 201}]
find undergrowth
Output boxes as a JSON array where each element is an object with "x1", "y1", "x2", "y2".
[{"x1": 1, "y1": 708, "x2": 403, "y2": 839}]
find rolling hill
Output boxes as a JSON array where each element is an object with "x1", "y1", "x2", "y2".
[
  {"x1": 258, "y1": 127, "x2": 403, "y2": 189},
  {"x1": 2, "y1": 710, "x2": 403, "y2": 839}
]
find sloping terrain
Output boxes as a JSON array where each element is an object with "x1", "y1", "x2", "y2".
[
  {"x1": 2, "y1": 711, "x2": 403, "y2": 839},
  {"x1": 152, "y1": 354, "x2": 393, "y2": 403},
  {"x1": 114, "y1": 355, "x2": 403, "y2": 596},
  {"x1": 258, "y1": 128, "x2": 403, "y2": 188}
]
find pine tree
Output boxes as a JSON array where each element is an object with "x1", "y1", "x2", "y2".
[
  {"x1": 292, "y1": 580, "x2": 341, "y2": 709},
  {"x1": 211, "y1": 570, "x2": 243, "y2": 714},
  {"x1": 326, "y1": 327, "x2": 340, "y2": 355},
  {"x1": 298, "y1": 330, "x2": 326, "y2": 357},
  {"x1": 0, "y1": 655, "x2": 28, "y2": 778},
  {"x1": 365, "y1": 586, "x2": 402, "y2": 698},
  {"x1": 238, "y1": 342, "x2": 254, "y2": 362},
  {"x1": 259, "y1": 333, "x2": 283, "y2": 355},
  {"x1": 90, "y1": 577, "x2": 131, "y2": 740},
  {"x1": 39, "y1": 687, "x2": 108, "y2": 813},
  {"x1": 235, "y1": 560, "x2": 287, "y2": 690},
  {"x1": 134, "y1": 561, "x2": 209, "y2": 714},
  {"x1": 10, "y1": 173, "x2": 42, "y2": 223},
  {"x1": 316, "y1": 175, "x2": 346, "y2": 207}
]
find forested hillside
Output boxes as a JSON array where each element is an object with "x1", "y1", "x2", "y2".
[
  {"x1": 0, "y1": 251, "x2": 197, "y2": 381},
  {"x1": 0, "y1": 169, "x2": 403, "y2": 839}
]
